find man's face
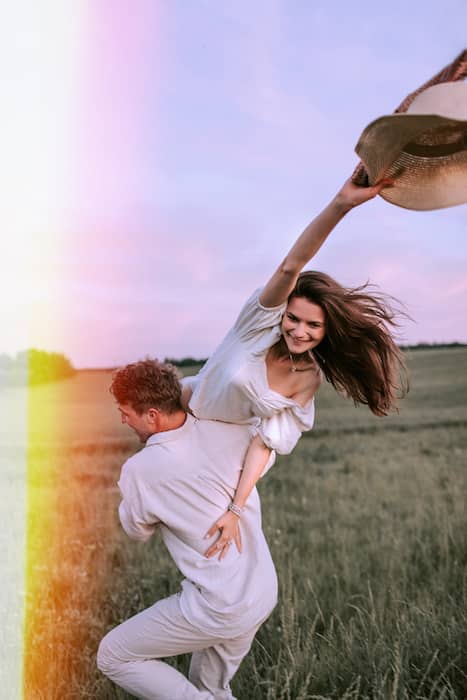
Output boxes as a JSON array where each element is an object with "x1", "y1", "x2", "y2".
[{"x1": 118, "y1": 403, "x2": 154, "y2": 443}]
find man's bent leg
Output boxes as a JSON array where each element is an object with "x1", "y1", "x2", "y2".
[
  {"x1": 189, "y1": 627, "x2": 258, "y2": 700},
  {"x1": 97, "y1": 594, "x2": 214, "y2": 700}
]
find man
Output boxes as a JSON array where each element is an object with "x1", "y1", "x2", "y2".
[{"x1": 97, "y1": 359, "x2": 278, "y2": 700}]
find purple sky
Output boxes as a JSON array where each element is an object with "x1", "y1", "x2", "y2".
[{"x1": 4, "y1": 1, "x2": 467, "y2": 367}]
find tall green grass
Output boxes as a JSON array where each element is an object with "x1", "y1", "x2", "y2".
[{"x1": 20, "y1": 348, "x2": 467, "y2": 698}]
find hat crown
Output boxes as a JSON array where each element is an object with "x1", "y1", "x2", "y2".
[{"x1": 407, "y1": 82, "x2": 467, "y2": 120}]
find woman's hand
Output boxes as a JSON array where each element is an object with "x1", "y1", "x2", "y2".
[
  {"x1": 204, "y1": 510, "x2": 242, "y2": 560},
  {"x1": 334, "y1": 176, "x2": 393, "y2": 212}
]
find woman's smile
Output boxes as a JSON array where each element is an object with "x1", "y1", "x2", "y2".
[{"x1": 281, "y1": 296, "x2": 326, "y2": 351}]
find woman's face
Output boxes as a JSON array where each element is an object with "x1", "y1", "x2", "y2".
[{"x1": 281, "y1": 296, "x2": 326, "y2": 354}]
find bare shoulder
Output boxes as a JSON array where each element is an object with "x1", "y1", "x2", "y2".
[{"x1": 306, "y1": 366, "x2": 323, "y2": 394}]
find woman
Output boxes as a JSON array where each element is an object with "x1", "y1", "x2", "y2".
[{"x1": 181, "y1": 176, "x2": 407, "y2": 558}]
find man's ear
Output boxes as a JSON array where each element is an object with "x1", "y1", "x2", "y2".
[{"x1": 146, "y1": 408, "x2": 161, "y2": 426}]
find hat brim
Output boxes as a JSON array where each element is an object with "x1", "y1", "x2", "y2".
[{"x1": 355, "y1": 114, "x2": 467, "y2": 210}]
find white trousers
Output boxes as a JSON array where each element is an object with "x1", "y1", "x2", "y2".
[{"x1": 97, "y1": 593, "x2": 261, "y2": 700}]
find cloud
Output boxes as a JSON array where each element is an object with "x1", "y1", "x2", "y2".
[{"x1": 4, "y1": 1, "x2": 467, "y2": 365}]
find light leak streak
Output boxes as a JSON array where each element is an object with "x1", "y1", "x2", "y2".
[{"x1": 0, "y1": 3, "x2": 83, "y2": 698}]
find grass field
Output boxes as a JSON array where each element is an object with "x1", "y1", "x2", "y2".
[{"x1": 9, "y1": 348, "x2": 467, "y2": 698}]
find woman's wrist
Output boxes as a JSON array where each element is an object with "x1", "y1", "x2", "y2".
[
  {"x1": 228, "y1": 502, "x2": 243, "y2": 517},
  {"x1": 332, "y1": 176, "x2": 385, "y2": 212},
  {"x1": 330, "y1": 192, "x2": 354, "y2": 216}
]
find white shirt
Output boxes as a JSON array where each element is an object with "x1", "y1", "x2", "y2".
[
  {"x1": 118, "y1": 415, "x2": 278, "y2": 637},
  {"x1": 186, "y1": 288, "x2": 316, "y2": 454}
]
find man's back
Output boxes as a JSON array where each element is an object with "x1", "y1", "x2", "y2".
[{"x1": 118, "y1": 414, "x2": 278, "y2": 637}]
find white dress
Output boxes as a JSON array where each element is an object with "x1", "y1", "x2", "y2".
[{"x1": 186, "y1": 288, "x2": 316, "y2": 455}]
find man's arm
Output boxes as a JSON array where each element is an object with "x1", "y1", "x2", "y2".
[
  {"x1": 117, "y1": 460, "x2": 161, "y2": 542},
  {"x1": 118, "y1": 500, "x2": 159, "y2": 542}
]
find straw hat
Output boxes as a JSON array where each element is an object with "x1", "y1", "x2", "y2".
[{"x1": 355, "y1": 81, "x2": 467, "y2": 210}]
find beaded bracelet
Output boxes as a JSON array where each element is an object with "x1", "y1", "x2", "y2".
[{"x1": 227, "y1": 502, "x2": 243, "y2": 518}]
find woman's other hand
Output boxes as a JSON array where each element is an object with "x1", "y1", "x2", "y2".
[
  {"x1": 204, "y1": 510, "x2": 242, "y2": 560},
  {"x1": 334, "y1": 176, "x2": 393, "y2": 212}
]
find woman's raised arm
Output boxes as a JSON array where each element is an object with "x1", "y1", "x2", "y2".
[{"x1": 259, "y1": 177, "x2": 389, "y2": 308}]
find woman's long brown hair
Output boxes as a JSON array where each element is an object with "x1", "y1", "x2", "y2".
[{"x1": 288, "y1": 271, "x2": 409, "y2": 416}]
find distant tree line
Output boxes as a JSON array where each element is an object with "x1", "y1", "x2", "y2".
[
  {"x1": 164, "y1": 356, "x2": 208, "y2": 367},
  {"x1": 400, "y1": 342, "x2": 466, "y2": 351},
  {"x1": 164, "y1": 344, "x2": 466, "y2": 367},
  {"x1": 0, "y1": 349, "x2": 76, "y2": 385}
]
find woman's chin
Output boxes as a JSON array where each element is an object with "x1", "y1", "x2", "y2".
[{"x1": 286, "y1": 339, "x2": 313, "y2": 354}]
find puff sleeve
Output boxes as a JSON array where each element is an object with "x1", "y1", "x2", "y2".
[
  {"x1": 232, "y1": 289, "x2": 287, "y2": 341},
  {"x1": 257, "y1": 400, "x2": 315, "y2": 455}
]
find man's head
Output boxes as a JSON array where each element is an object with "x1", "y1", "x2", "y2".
[{"x1": 110, "y1": 359, "x2": 183, "y2": 442}]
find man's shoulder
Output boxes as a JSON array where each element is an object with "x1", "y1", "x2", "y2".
[
  {"x1": 120, "y1": 444, "x2": 167, "y2": 482},
  {"x1": 121, "y1": 417, "x2": 251, "y2": 477},
  {"x1": 122, "y1": 448, "x2": 147, "y2": 469}
]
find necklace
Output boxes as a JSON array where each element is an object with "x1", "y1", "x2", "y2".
[
  {"x1": 278, "y1": 337, "x2": 314, "y2": 372},
  {"x1": 288, "y1": 352, "x2": 297, "y2": 372},
  {"x1": 288, "y1": 350, "x2": 319, "y2": 373},
  {"x1": 288, "y1": 351, "x2": 307, "y2": 372}
]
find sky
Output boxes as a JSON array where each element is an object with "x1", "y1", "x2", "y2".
[{"x1": 2, "y1": 0, "x2": 466, "y2": 368}]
